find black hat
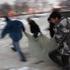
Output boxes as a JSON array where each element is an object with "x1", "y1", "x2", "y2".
[{"x1": 48, "y1": 11, "x2": 61, "y2": 21}]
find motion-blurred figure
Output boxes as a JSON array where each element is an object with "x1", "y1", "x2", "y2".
[
  {"x1": 27, "y1": 17, "x2": 41, "y2": 38},
  {"x1": 1, "y1": 16, "x2": 27, "y2": 62},
  {"x1": 48, "y1": 11, "x2": 70, "y2": 70}
]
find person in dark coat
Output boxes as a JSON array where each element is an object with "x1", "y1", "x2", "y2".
[
  {"x1": 27, "y1": 17, "x2": 41, "y2": 38},
  {"x1": 1, "y1": 16, "x2": 27, "y2": 62}
]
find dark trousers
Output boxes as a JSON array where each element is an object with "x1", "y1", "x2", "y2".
[
  {"x1": 48, "y1": 49, "x2": 69, "y2": 67},
  {"x1": 33, "y1": 32, "x2": 39, "y2": 38}
]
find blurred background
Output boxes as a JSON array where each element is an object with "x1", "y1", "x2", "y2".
[
  {"x1": 0, "y1": 1, "x2": 70, "y2": 70},
  {"x1": 0, "y1": 0, "x2": 70, "y2": 17}
]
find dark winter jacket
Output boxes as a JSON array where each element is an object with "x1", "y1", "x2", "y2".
[
  {"x1": 28, "y1": 20, "x2": 40, "y2": 34},
  {"x1": 49, "y1": 22, "x2": 55, "y2": 37},
  {"x1": 54, "y1": 19, "x2": 70, "y2": 55},
  {"x1": 1, "y1": 20, "x2": 25, "y2": 41}
]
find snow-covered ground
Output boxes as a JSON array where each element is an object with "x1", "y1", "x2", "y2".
[{"x1": 0, "y1": 14, "x2": 62, "y2": 70}]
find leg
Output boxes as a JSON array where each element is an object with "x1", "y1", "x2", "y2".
[
  {"x1": 12, "y1": 41, "x2": 26, "y2": 61},
  {"x1": 62, "y1": 55, "x2": 69, "y2": 70},
  {"x1": 33, "y1": 33, "x2": 38, "y2": 38},
  {"x1": 48, "y1": 49, "x2": 63, "y2": 66}
]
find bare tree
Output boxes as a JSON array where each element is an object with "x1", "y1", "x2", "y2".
[{"x1": 1, "y1": 3, "x2": 12, "y2": 16}]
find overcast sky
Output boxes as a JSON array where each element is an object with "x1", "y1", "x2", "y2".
[
  {"x1": 0, "y1": 0, "x2": 62, "y2": 6},
  {"x1": 0, "y1": 0, "x2": 16, "y2": 5}
]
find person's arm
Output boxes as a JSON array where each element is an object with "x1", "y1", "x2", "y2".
[
  {"x1": 55, "y1": 23, "x2": 69, "y2": 49},
  {"x1": 22, "y1": 25, "x2": 25, "y2": 32},
  {"x1": 21, "y1": 23, "x2": 25, "y2": 32},
  {"x1": 1, "y1": 25, "x2": 9, "y2": 38}
]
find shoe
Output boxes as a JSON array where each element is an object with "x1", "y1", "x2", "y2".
[
  {"x1": 20, "y1": 55, "x2": 27, "y2": 62},
  {"x1": 20, "y1": 58, "x2": 27, "y2": 62},
  {"x1": 62, "y1": 67, "x2": 70, "y2": 70},
  {"x1": 34, "y1": 60, "x2": 44, "y2": 64},
  {"x1": 11, "y1": 47, "x2": 17, "y2": 52},
  {"x1": 20, "y1": 52, "x2": 27, "y2": 62}
]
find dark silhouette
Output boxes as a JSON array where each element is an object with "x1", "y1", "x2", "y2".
[
  {"x1": 27, "y1": 17, "x2": 41, "y2": 38},
  {"x1": 48, "y1": 18, "x2": 55, "y2": 38}
]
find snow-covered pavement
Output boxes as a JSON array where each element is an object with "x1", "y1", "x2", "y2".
[{"x1": 0, "y1": 15, "x2": 62, "y2": 70}]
